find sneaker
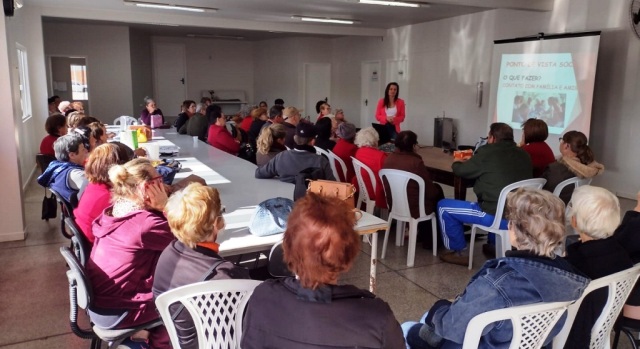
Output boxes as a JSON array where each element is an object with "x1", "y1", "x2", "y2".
[
  {"x1": 117, "y1": 338, "x2": 150, "y2": 349},
  {"x1": 439, "y1": 251, "x2": 469, "y2": 266},
  {"x1": 482, "y1": 243, "x2": 496, "y2": 258}
]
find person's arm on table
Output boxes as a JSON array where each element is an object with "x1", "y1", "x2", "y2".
[
  {"x1": 451, "y1": 151, "x2": 483, "y2": 179},
  {"x1": 255, "y1": 154, "x2": 279, "y2": 179}
]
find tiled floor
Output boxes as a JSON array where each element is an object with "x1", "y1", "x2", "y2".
[{"x1": 0, "y1": 180, "x2": 636, "y2": 348}]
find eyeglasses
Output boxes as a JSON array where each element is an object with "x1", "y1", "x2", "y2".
[{"x1": 148, "y1": 175, "x2": 163, "y2": 184}]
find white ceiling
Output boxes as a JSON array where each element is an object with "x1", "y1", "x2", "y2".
[{"x1": 34, "y1": 0, "x2": 554, "y2": 40}]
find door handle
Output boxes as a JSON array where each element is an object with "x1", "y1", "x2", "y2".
[
  {"x1": 180, "y1": 78, "x2": 185, "y2": 84},
  {"x1": 365, "y1": 99, "x2": 368, "y2": 106}
]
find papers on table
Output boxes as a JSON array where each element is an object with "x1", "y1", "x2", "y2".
[{"x1": 172, "y1": 157, "x2": 230, "y2": 185}]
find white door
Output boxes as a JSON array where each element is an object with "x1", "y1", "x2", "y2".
[
  {"x1": 386, "y1": 59, "x2": 409, "y2": 102},
  {"x1": 153, "y1": 43, "x2": 186, "y2": 117},
  {"x1": 361, "y1": 61, "x2": 381, "y2": 128},
  {"x1": 303, "y1": 63, "x2": 331, "y2": 121}
]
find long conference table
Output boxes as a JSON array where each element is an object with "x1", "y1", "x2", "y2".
[{"x1": 129, "y1": 129, "x2": 388, "y2": 293}]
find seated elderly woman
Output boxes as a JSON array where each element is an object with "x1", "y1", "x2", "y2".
[
  {"x1": 140, "y1": 96, "x2": 164, "y2": 127},
  {"x1": 241, "y1": 193, "x2": 405, "y2": 348},
  {"x1": 207, "y1": 104, "x2": 240, "y2": 155},
  {"x1": 563, "y1": 186, "x2": 633, "y2": 348},
  {"x1": 153, "y1": 183, "x2": 250, "y2": 349},
  {"x1": 86, "y1": 158, "x2": 174, "y2": 349},
  {"x1": 403, "y1": 188, "x2": 589, "y2": 349},
  {"x1": 37, "y1": 133, "x2": 88, "y2": 203},
  {"x1": 383, "y1": 130, "x2": 444, "y2": 249},
  {"x1": 353, "y1": 126, "x2": 388, "y2": 210},
  {"x1": 182, "y1": 102, "x2": 209, "y2": 141},
  {"x1": 331, "y1": 123, "x2": 358, "y2": 183},
  {"x1": 73, "y1": 142, "x2": 131, "y2": 244},
  {"x1": 256, "y1": 123, "x2": 287, "y2": 166},
  {"x1": 40, "y1": 113, "x2": 67, "y2": 156}
]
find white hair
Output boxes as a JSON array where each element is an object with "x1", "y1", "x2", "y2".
[
  {"x1": 355, "y1": 127, "x2": 379, "y2": 148},
  {"x1": 568, "y1": 185, "x2": 620, "y2": 239}
]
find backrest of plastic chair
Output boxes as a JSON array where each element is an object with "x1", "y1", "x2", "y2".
[
  {"x1": 488, "y1": 178, "x2": 547, "y2": 229},
  {"x1": 379, "y1": 169, "x2": 426, "y2": 219},
  {"x1": 268, "y1": 240, "x2": 293, "y2": 278},
  {"x1": 552, "y1": 177, "x2": 592, "y2": 196},
  {"x1": 59, "y1": 246, "x2": 93, "y2": 310},
  {"x1": 65, "y1": 217, "x2": 91, "y2": 266},
  {"x1": 314, "y1": 146, "x2": 329, "y2": 157},
  {"x1": 314, "y1": 147, "x2": 338, "y2": 180},
  {"x1": 461, "y1": 301, "x2": 572, "y2": 349},
  {"x1": 49, "y1": 187, "x2": 75, "y2": 218},
  {"x1": 114, "y1": 115, "x2": 137, "y2": 126},
  {"x1": 329, "y1": 150, "x2": 348, "y2": 182},
  {"x1": 155, "y1": 279, "x2": 262, "y2": 349},
  {"x1": 351, "y1": 157, "x2": 377, "y2": 203},
  {"x1": 552, "y1": 264, "x2": 640, "y2": 348}
]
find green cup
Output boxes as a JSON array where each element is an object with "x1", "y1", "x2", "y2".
[{"x1": 131, "y1": 130, "x2": 138, "y2": 149}]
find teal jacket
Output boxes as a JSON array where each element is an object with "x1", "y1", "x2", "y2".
[{"x1": 452, "y1": 141, "x2": 532, "y2": 215}]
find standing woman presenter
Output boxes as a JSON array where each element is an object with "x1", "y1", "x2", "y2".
[{"x1": 375, "y1": 82, "x2": 405, "y2": 140}]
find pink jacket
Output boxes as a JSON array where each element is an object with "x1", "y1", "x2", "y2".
[{"x1": 375, "y1": 98, "x2": 405, "y2": 133}]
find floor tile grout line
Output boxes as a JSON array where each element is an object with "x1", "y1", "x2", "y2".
[{"x1": 0, "y1": 330, "x2": 75, "y2": 348}]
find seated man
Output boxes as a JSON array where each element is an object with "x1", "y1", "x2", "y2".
[
  {"x1": 564, "y1": 185, "x2": 633, "y2": 348},
  {"x1": 255, "y1": 122, "x2": 335, "y2": 183},
  {"x1": 37, "y1": 133, "x2": 89, "y2": 203},
  {"x1": 437, "y1": 123, "x2": 532, "y2": 265}
]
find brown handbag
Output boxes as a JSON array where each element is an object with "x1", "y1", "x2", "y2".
[{"x1": 307, "y1": 180, "x2": 357, "y2": 209}]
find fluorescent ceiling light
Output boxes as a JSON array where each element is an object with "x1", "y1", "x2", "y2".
[
  {"x1": 359, "y1": 0, "x2": 423, "y2": 8},
  {"x1": 291, "y1": 16, "x2": 359, "y2": 25},
  {"x1": 186, "y1": 34, "x2": 245, "y2": 40},
  {"x1": 123, "y1": 1, "x2": 217, "y2": 13}
]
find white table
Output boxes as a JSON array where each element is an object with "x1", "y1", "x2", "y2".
[
  {"x1": 147, "y1": 130, "x2": 388, "y2": 293},
  {"x1": 219, "y1": 206, "x2": 388, "y2": 293}
]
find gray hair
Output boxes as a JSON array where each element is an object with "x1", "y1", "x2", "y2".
[
  {"x1": 143, "y1": 96, "x2": 155, "y2": 106},
  {"x1": 195, "y1": 103, "x2": 206, "y2": 114},
  {"x1": 355, "y1": 127, "x2": 379, "y2": 148},
  {"x1": 568, "y1": 185, "x2": 620, "y2": 239},
  {"x1": 53, "y1": 133, "x2": 85, "y2": 162}
]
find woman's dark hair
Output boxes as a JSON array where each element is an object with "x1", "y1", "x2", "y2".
[
  {"x1": 45, "y1": 114, "x2": 67, "y2": 136},
  {"x1": 206, "y1": 104, "x2": 223, "y2": 125},
  {"x1": 521, "y1": 118, "x2": 548, "y2": 144},
  {"x1": 315, "y1": 100, "x2": 327, "y2": 114},
  {"x1": 315, "y1": 117, "x2": 332, "y2": 139},
  {"x1": 562, "y1": 130, "x2": 594, "y2": 164},
  {"x1": 384, "y1": 82, "x2": 400, "y2": 108},
  {"x1": 76, "y1": 116, "x2": 101, "y2": 128},
  {"x1": 182, "y1": 100, "x2": 196, "y2": 111},
  {"x1": 394, "y1": 130, "x2": 417, "y2": 152}
]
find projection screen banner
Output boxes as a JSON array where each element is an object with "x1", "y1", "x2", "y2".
[{"x1": 488, "y1": 32, "x2": 601, "y2": 146}]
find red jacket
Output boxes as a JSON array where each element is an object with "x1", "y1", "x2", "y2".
[
  {"x1": 208, "y1": 124, "x2": 240, "y2": 155},
  {"x1": 240, "y1": 116, "x2": 253, "y2": 132},
  {"x1": 73, "y1": 182, "x2": 111, "y2": 243},
  {"x1": 375, "y1": 98, "x2": 405, "y2": 133},
  {"x1": 353, "y1": 147, "x2": 388, "y2": 209},
  {"x1": 522, "y1": 141, "x2": 555, "y2": 178},
  {"x1": 331, "y1": 139, "x2": 358, "y2": 183},
  {"x1": 39, "y1": 134, "x2": 59, "y2": 156}
]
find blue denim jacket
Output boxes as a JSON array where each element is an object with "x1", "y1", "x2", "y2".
[{"x1": 427, "y1": 252, "x2": 589, "y2": 349}]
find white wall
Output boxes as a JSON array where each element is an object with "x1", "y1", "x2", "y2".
[
  {"x1": 151, "y1": 36, "x2": 255, "y2": 106},
  {"x1": 130, "y1": 29, "x2": 153, "y2": 115},
  {"x1": 43, "y1": 22, "x2": 134, "y2": 123},
  {"x1": 254, "y1": 37, "x2": 333, "y2": 114}
]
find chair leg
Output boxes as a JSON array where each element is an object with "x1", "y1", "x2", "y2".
[
  {"x1": 381, "y1": 219, "x2": 392, "y2": 259},
  {"x1": 613, "y1": 325, "x2": 622, "y2": 349},
  {"x1": 431, "y1": 218, "x2": 437, "y2": 257},
  {"x1": 468, "y1": 226, "x2": 477, "y2": 270},
  {"x1": 396, "y1": 221, "x2": 405, "y2": 247},
  {"x1": 621, "y1": 327, "x2": 640, "y2": 349},
  {"x1": 407, "y1": 220, "x2": 418, "y2": 267}
]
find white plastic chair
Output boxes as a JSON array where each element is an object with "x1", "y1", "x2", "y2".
[
  {"x1": 328, "y1": 150, "x2": 348, "y2": 182},
  {"x1": 552, "y1": 264, "x2": 640, "y2": 349},
  {"x1": 552, "y1": 176, "x2": 592, "y2": 196},
  {"x1": 113, "y1": 115, "x2": 138, "y2": 127},
  {"x1": 461, "y1": 301, "x2": 573, "y2": 349},
  {"x1": 468, "y1": 178, "x2": 546, "y2": 270},
  {"x1": 379, "y1": 169, "x2": 438, "y2": 266},
  {"x1": 314, "y1": 146, "x2": 340, "y2": 181},
  {"x1": 155, "y1": 279, "x2": 262, "y2": 349},
  {"x1": 351, "y1": 157, "x2": 377, "y2": 215}
]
